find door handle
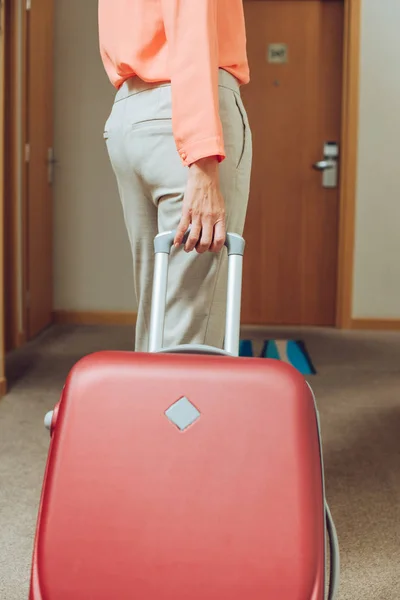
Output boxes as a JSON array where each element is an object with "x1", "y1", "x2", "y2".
[
  {"x1": 313, "y1": 142, "x2": 339, "y2": 188},
  {"x1": 313, "y1": 159, "x2": 335, "y2": 171}
]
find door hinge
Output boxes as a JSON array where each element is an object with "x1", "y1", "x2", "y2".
[
  {"x1": 25, "y1": 143, "x2": 30, "y2": 163},
  {"x1": 26, "y1": 0, "x2": 31, "y2": 11},
  {"x1": 47, "y1": 147, "x2": 58, "y2": 185}
]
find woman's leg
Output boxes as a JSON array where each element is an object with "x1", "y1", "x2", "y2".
[
  {"x1": 140, "y1": 75, "x2": 252, "y2": 350},
  {"x1": 104, "y1": 91, "x2": 158, "y2": 351}
]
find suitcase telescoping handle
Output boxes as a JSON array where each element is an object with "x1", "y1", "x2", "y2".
[{"x1": 149, "y1": 231, "x2": 245, "y2": 355}]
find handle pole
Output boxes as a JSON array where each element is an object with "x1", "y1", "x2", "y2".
[
  {"x1": 224, "y1": 254, "x2": 243, "y2": 356},
  {"x1": 148, "y1": 252, "x2": 169, "y2": 352},
  {"x1": 148, "y1": 231, "x2": 245, "y2": 354}
]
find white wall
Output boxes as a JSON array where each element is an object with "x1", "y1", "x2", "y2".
[
  {"x1": 352, "y1": 0, "x2": 400, "y2": 318},
  {"x1": 53, "y1": 0, "x2": 135, "y2": 312}
]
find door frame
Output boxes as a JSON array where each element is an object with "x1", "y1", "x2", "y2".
[
  {"x1": 335, "y1": 0, "x2": 360, "y2": 328},
  {"x1": 0, "y1": 0, "x2": 7, "y2": 396},
  {"x1": 4, "y1": 0, "x2": 28, "y2": 352},
  {"x1": 244, "y1": 0, "x2": 360, "y2": 328}
]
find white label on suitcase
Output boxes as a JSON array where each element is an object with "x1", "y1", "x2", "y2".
[{"x1": 165, "y1": 397, "x2": 201, "y2": 431}]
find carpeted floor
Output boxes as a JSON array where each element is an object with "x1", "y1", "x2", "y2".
[{"x1": 1, "y1": 324, "x2": 400, "y2": 599}]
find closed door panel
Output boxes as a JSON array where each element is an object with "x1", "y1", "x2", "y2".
[
  {"x1": 26, "y1": 0, "x2": 54, "y2": 337},
  {"x1": 241, "y1": 1, "x2": 343, "y2": 326}
]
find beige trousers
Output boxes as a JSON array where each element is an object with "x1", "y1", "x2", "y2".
[{"x1": 104, "y1": 69, "x2": 252, "y2": 352}]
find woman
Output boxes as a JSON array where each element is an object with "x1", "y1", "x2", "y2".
[{"x1": 99, "y1": 0, "x2": 252, "y2": 352}]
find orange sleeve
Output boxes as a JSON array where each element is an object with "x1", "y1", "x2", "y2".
[{"x1": 161, "y1": 0, "x2": 225, "y2": 166}]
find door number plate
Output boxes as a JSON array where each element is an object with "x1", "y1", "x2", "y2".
[{"x1": 268, "y1": 44, "x2": 288, "y2": 64}]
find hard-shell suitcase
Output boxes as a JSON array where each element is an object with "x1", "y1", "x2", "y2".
[{"x1": 30, "y1": 231, "x2": 339, "y2": 600}]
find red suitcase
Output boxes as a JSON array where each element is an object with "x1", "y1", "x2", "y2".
[{"x1": 30, "y1": 232, "x2": 339, "y2": 600}]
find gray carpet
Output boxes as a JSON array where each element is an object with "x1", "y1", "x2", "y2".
[{"x1": 1, "y1": 324, "x2": 400, "y2": 599}]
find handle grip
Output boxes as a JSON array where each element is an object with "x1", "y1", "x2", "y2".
[
  {"x1": 149, "y1": 231, "x2": 245, "y2": 355},
  {"x1": 153, "y1": 229, "x2": 245, "y2": 257}
]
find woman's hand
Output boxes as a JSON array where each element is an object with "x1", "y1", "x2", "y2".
[{"x1": 174, "y1": 156, "x2": 226, "y2": 253}]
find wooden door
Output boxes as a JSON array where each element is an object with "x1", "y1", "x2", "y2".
[
  {"x1": 26, "y1": 0, "x2": 54, "y2": 338},
  {"x1": 241, "y1": 1, "x2": 344, "y2": 326}
]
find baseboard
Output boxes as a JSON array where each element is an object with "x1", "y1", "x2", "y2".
[
  {"x1": 52, "y1": 310, "x2": 137, "y2": 326},
  {"x1": 49, "y1": 314, "x2": 400, "y2": 331},
  {"x1": 0, "y1": 377, "x2": 7, "y2": 398},
  {"x1": 351, "y1": 318, "x2": 400, "y2": 331}
]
